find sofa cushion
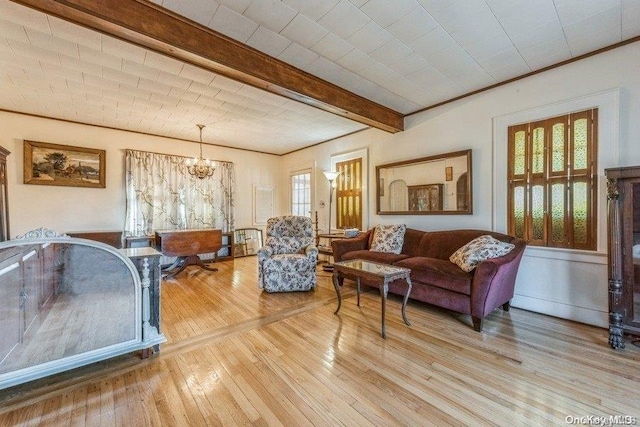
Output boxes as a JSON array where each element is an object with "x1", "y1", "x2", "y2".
[
  {"x1": 449, "y1": 235, "x2": 515, "y2": 272},
  {"x1": 370, "y1": 224, "x2": 406, "y2": 254},
  {"x1": 342, "y1": 249, "x2": 409, "y2": 265},
  {"x1": 395, "y1": 257, "x2": 472, "y2": 295}
]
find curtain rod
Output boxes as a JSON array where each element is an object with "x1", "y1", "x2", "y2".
[{"x1": 124, "y1": 148, "x2": 233, "y2": 165}]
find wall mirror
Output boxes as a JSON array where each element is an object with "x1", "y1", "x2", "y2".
[
  {"x1": 234, "y1": 228, "x2": 263, "y2": 257},
  {"x1": 376, "y1": 149, "x2": 472, "y2": 215}
]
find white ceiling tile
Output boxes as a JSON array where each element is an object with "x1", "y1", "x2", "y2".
[
  {"x1": 387, "y1": 54, "x2": 429, "y2": 76},
  {"x1": 519, "y1": 37, "x2": 572, "y2": 69},
  {"x1": 83, "y1": 74, "x2": 120, "y2": 91},
  {"x1": 622, "y1": 0, "x2": 640, "y2": 39},
  {"x1": 346, "y1": 21, "x2": 393, "y2": 54},
  {"x1": 409, "y1": 27, "x2": 458, "y2": 59},
  {"x1": 488, "y1": 0, "x2": 559, "y2": 37},
  {"x1": 311, "y1": 33, "x2": 354, "y2": 62},
  {"x1": 80, "y1": 46, "x2": 122, "y2": 69},
  {"x1": 357, "y1": 61, "x2": 395, "y2": 85},
  {"x1": 360, "y1": 0, "x2": 420, "y2": 28},
  {"x1": 555, "y1": 0, "x2": 621, "y2": 26},
  {"x1": 277, "y1": 43, "x2": 320, "y2": 69},
  {"x1": 246, "y1": 26, "x2": 291, "y2": 57},
  {"x1": 416, "y1": 0, "x2": 459, "y2": 14},
  {"x1": 306, "y1": 56, "x2": 348, "y2": 82},
  {"x1": 179, "y1": 63, "x2": 214, "y2": 85},
  {"x1": 386, "y1": 6, "x2": 438, "y2": 44},
  {"x1": 39, "y1": 63, "x2": 83, "y2": 83},
  {"x1": 477, "y1": 49, "x2": 528, "y2": 75},
  {"x1": 484, "y1": 57, "x2": 531, "y2": 81},
  {"x1": 426, "y1": 45, "x2": 479, "y2": 76},
  {"x1": 59, "y1": 54, "x2": 102, "y2": 76},
  {"x1": 160, "y1": 0, "x2": 219, "y2": 27},
  {"x1": 281, "y1": 0, "x2": 340, "y2": 21},
  {"x1": 139, "y1": 77, "x2": 173, "y2": 96},
  {"x1": 144, "y1": 51, "x2": 184, "y2": 74},
  {"x1": 0, "y1": 0, "x2": 49, "y2": 31},
  {"x1": 101, "y1": 36, "x2": 146, "y2": 64},
  {"x1": 188, "y1": 80, "x2": 221, "y2": 98},
  {"x1": 25, "y1": 28, "x2": 78, "y2": 58},
  {"x1": 563, "y1": 7, "x2": 621, "y2": 56},
  {"x1": 101, "y1": 67, "x2": 139, "y2": 87},
  {"x1": 210, "y1": 74, "x2": 243, "y2": 92},
  {"x1": 244, "y1": 0, "x2": 297, "y2": 33},
  {"x1": 158, "y1": 71, "x2": 192, "y2": 90},
  {"x1": 7, "y1": 38, "x2": 60, "y2": 66},
  {"x1": 336, "y1": 48, "x2": 375, "y2": 72},
  {"x1": 280, "y1": 14, "x2": 328, "y2": 48},
  {"x1": 370, "y1": 39, "x2": 413, "y2": 67},
  {"x1": 465, "y1": 33, "x2": 516, "y2": 62},
  {"x1": 209, "y1": 5, "x2": 258, "y2": 43},
  {"x1": 122, "y1": 59, "x2": 162, "y2": 81},
  {"x1": 47, "y1": 15, "x2": 101, "y2": 50},
  {"x1": 318, "y1": 0, "x2": 371, "y2": 39},
  {"x1": 510, "y1": 20, "x2": 566, "y2": 52},
  {"x1": 217, "y1": 0, "x2": 252, "y2": 15},
  {"x1": 0, "y1": 18, "x2": 29, "y2": 43},
  {"x1": 236, "y1": 85, "x2": 266, "y2": 101}
]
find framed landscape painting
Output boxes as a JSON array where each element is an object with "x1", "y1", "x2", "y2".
[{"x1": 24, "y1": 141, "x2": 106, "y2": 188}]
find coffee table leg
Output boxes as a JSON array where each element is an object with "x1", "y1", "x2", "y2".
[
  {"x1": 402, "y1": 276, "x2": 412, "y2": 326},
  {"x1": 356, "y1": 277, "x2": 361, "y2": 306},
  {"x1": 380, "y1": 280, "x2": 388, "y2": 339},
  {"x1": 332, "y1": 270, "x2": 342, "y2": 315}
]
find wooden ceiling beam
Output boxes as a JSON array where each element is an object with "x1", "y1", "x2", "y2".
[{"x1": 10, "y1": 0, "x2": 404, "y2": 133}]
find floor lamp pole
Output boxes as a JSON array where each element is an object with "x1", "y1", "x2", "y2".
[{"x1": 323, "y1": 170, "x2": 340, "y2": 234}]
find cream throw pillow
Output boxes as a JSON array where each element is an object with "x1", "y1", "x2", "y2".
[
  {"x1": 370, "y1": 224, "x2": 406, "y2": 254},
  {"x1": 450, "y1": 235, "x2": 515, "y2": 272}
]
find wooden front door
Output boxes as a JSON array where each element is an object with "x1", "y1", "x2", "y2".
[{"x1": 335, "y1": 158, "x2": 362, "y2": 230}]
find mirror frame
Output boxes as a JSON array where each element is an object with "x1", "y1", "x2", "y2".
[{"x1": 376, "y1": 149, "x2": 472, "y2": 215}]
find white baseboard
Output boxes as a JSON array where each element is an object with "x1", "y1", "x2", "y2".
[{"x1": 511, "y1": 294, "x2": 608, "y2": 328}]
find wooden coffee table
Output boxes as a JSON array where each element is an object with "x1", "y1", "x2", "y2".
[{"x1": 332, "y1": 259, "x2": 412, "y2": 338}]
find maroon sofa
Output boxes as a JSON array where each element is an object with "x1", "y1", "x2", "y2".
[{"x1": 331, "y1": 228, "x2": 526, "y2": 332}]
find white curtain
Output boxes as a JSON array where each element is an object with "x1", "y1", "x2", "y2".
[{"x1": 124, "y1": 150, "x2": 235, "y2": 237}]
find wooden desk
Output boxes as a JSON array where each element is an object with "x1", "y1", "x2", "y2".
[{"x1": 155, "y1": 229, "x2": 222, "y2": 278}]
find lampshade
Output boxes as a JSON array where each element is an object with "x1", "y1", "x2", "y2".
[{"x1": 323, "y1": 170, "x2": 340, "y2": 181}]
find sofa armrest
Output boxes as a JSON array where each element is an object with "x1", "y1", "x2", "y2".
[
  {"x1": 331, "y1": 230, "x2": 372, "y2": 262},
  {"x1": 470, "y1": 239, "x2": 526, "y2": 318}
]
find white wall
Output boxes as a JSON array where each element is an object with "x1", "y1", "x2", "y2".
[
  {"x1": 0, "y1": 112, "x2": 280, "y2": 236},
  {"x1": 281, "y1": 41, "x2": 640, "y2": 328}
]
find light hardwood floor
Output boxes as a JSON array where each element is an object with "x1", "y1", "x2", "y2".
[{"x1": 1, "y1": 256, "x2": 639, "y2": 426}]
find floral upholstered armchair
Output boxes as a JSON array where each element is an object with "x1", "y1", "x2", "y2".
[{"x1": 258, "y1": 215, "x2": 318, "y2": 292}]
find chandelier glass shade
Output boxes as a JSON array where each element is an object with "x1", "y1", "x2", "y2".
[{"x1": 186, "y1": 124, "x2": 215, "y2": 179}]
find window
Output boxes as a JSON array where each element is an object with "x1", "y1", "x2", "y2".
[
  {"x1": 291, "y1": 170, "x2": 311, "y2": 217},
  {"x1": 507, "y1": 109, "x2": 598, "y2": 250}
]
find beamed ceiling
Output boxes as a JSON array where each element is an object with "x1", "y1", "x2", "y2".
[{"x1": 1, "y1": 0, "x2": 639, "y2": 155}]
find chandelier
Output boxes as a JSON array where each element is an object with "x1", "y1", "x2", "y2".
[{"x1": 186, "y1": 124, "x2": 215, "y2": 179}]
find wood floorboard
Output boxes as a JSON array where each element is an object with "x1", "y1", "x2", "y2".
[{"x1": 1, "y1": 257, "x2": 640, "y2": 425}]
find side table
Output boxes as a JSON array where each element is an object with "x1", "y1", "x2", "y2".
[{"x1": 332, "y1": 259, "x2": 412, "y2": 338}]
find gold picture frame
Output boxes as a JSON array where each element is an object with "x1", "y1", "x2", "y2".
[{"x1": 24, "y1": 140, "x2": 106, "y2": 188}]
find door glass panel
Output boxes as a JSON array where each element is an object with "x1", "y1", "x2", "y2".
[
  {"x1": 514, "y1": 130, "x2": 526, "y2": 175},
  {"x1": 532, "y1": 185, "x2": 544, "y2": 240},
  {"x1": 550, "y1": 182, "x2": 566, "y2": 244},
  {"x1": 551, "y1": 123, "x2": 565, "y2": 172},
  {"x1": 532, "y1": 127, "x2": 545, "y2": 174},
  {"x1": 572, "y1": 181, "x2": 588, "y2": 245},
  {"x1": 573, "y1": 118, "x2": 588, "y2": 170},
  {"x1": 513, "y1": 185, "x2": 525, "y2": 239}
]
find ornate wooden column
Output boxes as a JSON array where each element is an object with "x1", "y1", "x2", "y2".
[{"x1": 607, "y1": 177, "x2": 624, "y2": 349}]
